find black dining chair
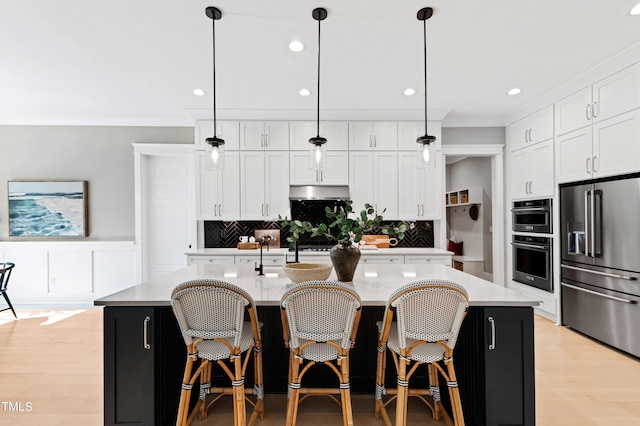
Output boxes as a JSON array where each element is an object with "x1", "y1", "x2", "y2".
[{"x1": 0, "y1": 262, "x2": 16, "y2": 318}]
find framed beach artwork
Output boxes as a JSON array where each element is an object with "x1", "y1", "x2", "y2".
[{"x1": 8, "y1": 181, "x2": 88, "y2": 238}]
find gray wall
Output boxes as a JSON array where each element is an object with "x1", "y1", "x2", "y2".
[
  {"x1": 0, "y1": 126, "x2": 193, "y2": 240},
  {"x1": 442, "y1": 127, "x2": 505, "y2": 145}
]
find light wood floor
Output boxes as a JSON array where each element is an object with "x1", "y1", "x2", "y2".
[{"x1": 0, "y1": 308, "x2": 639, "y2": 425}]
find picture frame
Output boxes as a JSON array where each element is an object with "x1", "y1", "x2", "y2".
[{"x1": 8, "y1": 180, "x2": 88, "y2": 238}]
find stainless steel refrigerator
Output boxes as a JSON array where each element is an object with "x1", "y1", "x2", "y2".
[{"x1": 560, "y1": 173, "x2": 640, "y2": 358}]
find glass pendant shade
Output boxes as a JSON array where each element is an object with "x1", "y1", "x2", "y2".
[
  {"x1": 417, "y1": 139, "x2": 435, "y2": 170},
  {"x1": 309, "y1": 138, "x2": 327, "y2": 171},
  {"x1": 205, "y1": 137, "x2": 225, "y2": 171}
]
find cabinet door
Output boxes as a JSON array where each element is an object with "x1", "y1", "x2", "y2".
[
  {"x1": 593, "y1": 108, "x2": 640, "y2": 179},
  {"x1": 239, "y1": 121, "x2": 265, "y2": 150},
  {"x1": 349, "y1": 152, "x2": 374, "y2": 213},
  {"x1": 556, "y1": 127, "x2": 593, "y2": 183},
  {"x1": 349, "y1": 122, "x2": 374, "y2": 150},
  {"x1": 372, "y1": 122, "x2": 398, "y2": 149},
  {"x1": 290, "y1": 151, "x2": 348, "y2": 185},
  {"x1": 373, "y1": 151, "x2": 398, "y2": 218},
  {"x1": 530, "y1": 140, "x2": 554, "y2": 197},
  {"x1": 529, "y1": 105, "x2": 554, "y2": 144},
  {"x1": 555, "y1": 87, "x2": 592, "y2": 136},
  {"x1": 593, "y1": 62, "x2": 640, "y2": 124},
  {"x1": 195, "y1": 120, "x2": 240, "y2": 151},
  {"x1": 507, "y1": 117, "x2": 532, "y2": 152},
  {"x1": 240, "y1": 151, "x2": 266, "y2": 219},
  {"x1": 104, "y1": 307, "x2": 155, "y2": 425},
  {"x1": 510, "y1": 149, "x2": 532, "y2": 199},
  {"x1": 196, "y1": 153, "x2": 218, "y2": 218},
  {"x1": 397, "y1": 152, "x2": 421, "y2": 219},
  {"x1": 263, "y1": 121, "x2": 290, "y2": 150},
  {"x1": 397, "y1": 121, "x2": 424, "y2": 151},
  {"x1": 197, "y1": 152, "x2": 240, "y2": 220},
  {"x1": 483, "y1": 307, "x2": 535, "y2": 426},
  {"x1": 420, "y1": 167, "x2": 441, "y2": 219},
  {"x1": 289, "y1": 121, "x2": 349, "y2": 151},
  {"x1": 264, "y1": 151, "x2": 290, "y2": 219}
]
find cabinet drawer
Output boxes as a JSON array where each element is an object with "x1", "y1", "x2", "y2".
[
  {"x1": 404, "y1": 255, "x2": 452, "y2": 265},
  {"x1": 235, "y1": 255, "x2": 286, "y2": 266}
]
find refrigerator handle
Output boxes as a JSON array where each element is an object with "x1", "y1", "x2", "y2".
[
  {"x1": 584, "y1": 190, "x2": 590, "y2": 257},
  {"x1": 590, "y1": 189, "x2": 596, "y2": 258},
  {"x1": 594, "y1": 189, "x2": 602, "y2": 257}
]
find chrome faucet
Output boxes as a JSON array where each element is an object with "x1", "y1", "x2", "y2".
[{"x1": 255, "y1": 236, "x2": 271, "y2": 276}]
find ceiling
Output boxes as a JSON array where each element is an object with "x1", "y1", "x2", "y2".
[{"x1": 2, "y1": 0, "x2": 640, "y2": 127}]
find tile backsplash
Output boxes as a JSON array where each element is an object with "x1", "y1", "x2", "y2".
[{"x1": 203, "y1": 220, "x2": 434, "y2": 248}]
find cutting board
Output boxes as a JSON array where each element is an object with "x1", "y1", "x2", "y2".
[
  {"x1": 237, "y1": 242, "x2": 260, "y2": 250},
  {"x1": 361, "y1": 235, "x2": 398, "y2": 248}
]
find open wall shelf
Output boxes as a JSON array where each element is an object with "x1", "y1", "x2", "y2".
[{"x1": 445, "y1": 187, "x2": 482, "y2": 207}]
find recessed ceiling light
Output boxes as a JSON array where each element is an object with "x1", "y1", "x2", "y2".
[
  {"x1": 299, "y1": 88, "x2": 311, "y2": 96},
  {"x1": 193, "y1": 88, "x2": 206, "y2": 96},
  {"x1": 507, "y1": 88, "x2": 522, "y2": 96},
  {"x1": 289, "y1": 40, "x2": 305, "y2": 52},
  {"x1": 631, "y1": 3, "x2": 640, "y2": 15},
  {"x1": 404, "y1": 88, "x2": 416, "y2": 96}
]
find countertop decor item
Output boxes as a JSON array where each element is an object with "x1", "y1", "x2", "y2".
[
  {"x1": 282, "y1": 263, "x2": 333, "y2": 283},
  {"x1": 280, "y1": 200, "x2": 414, "y2": 281}
]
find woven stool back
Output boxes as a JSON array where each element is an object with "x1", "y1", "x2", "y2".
[
  {"x1": 171, "y1": 279, "x2": 259, "y2": 347},
  {"x1": 281, "y1": 280, "x2": 361, "y2": 350}
]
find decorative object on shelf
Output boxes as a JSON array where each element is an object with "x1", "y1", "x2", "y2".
[
  {"x1": 8, "y1": 181, "x2": 88, "y2": 238},
  {"x1": 308, "y1": 7, "x2": 328, "y2": 172},
  {"x1": 280, "y1": 200, "x2": 414, "y2": 281},
  {"x1": 416, "y1": 7, "x2": 436, "y2": 170},
  {"x1": 282, "y1": 263, "x2": 333, "y2": 283},
  {"x1": 204, "y1": 6, "x2": 225, "y2": 171},
  {"x1": 469, "y1": 204, "x2": 479, "y2": 220}
]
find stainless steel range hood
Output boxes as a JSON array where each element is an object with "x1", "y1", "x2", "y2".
[{"x1": 289, "y1": 185, "x2": 350, "y2": 200}]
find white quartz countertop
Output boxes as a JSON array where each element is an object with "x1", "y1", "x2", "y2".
[
  {"x1": 95, "y1": 263, "x2": 539, "y2": 308},
  {"x1": 186, "y1": 247, "x2": 454, "y2": 256}
]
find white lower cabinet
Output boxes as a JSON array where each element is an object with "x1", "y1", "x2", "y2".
[
  {"x1": 557, "y1": 108, "x2": 640, "y2": 183},
  {"x1": 360, "y1": 255, "x2": 404, "y2": 264},
  {"x1": 510, "y1": 139, "x2": 554, "y2": 199},
  {"x1": 289, "y1": 151, "x2": 348, "y2": 185},
  {"x1": 404, "y1": 255, "x2": 452, "y2": 265},
  {"x1": 235, "y1": 255, "x2": 286, "y2": 266},
  {"x1": 349, "y1": 151, "x2": 398, "y2": 218},
  {"x1": 397, "y1": 152, "x2": 440, "y2": 219},
  {"x1": 240, "y1": 151, "x2": 290, "y2": 220},
  {"x1": 196, "y1": 151, "x2": 240, "y2": 220},
  {"x1": 187, "y1": 256, "x2": 234, "y2": 265}
]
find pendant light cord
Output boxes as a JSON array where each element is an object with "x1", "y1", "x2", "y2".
[
  {"x1": 423, "y1": 18, "x2": 428, "y2": 132},
  {"x1": 316, "y1": 15, "x2": 321, "y2": 138},
  {"x1": 212, "y1": 17, "x2": 218, "y2": 138}
]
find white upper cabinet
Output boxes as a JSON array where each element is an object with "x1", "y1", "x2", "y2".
[
  {"x1": 196, "y1": 151, "x2": 240, "y2": 220},
  {"x1": 508, "y1": 106, "x2": 554, "y2": 152},
  {"x1": 240, "y1": 121, "x2": 290, "y2": 150},
  {"x1": 349, "y1": 151, "x2": 398, "y2": 219},
  {"x1": 510, "y1": 139, "x2": 554, "y2": 199},
  {"x1": 349, "y1": 121, "x2": 398, "y2": 150},
  {"x1": 397, "y1": 121, "x2": 443, "y2": 152},
  {"x1": 240, "y1": 151, "x2": 290, "y2": 220},
  {"x1": 195, "y1": 120, "x2": 240, "y2": 151},
  {"x1": 289, "y1": 121, "x2": 348, "y2": 151},
  {"x1": 556, "y1": 108, "x2": 640, "y2": 183},
  {"x1": 397, "y1": 152, "x2": 440, "y2": 220},
  {"x1": 555, "y1": 62, "x2": 640, "y2": 136},
  {"x1": 289, "y1": 151, "x2": 349, "y2": 186}
]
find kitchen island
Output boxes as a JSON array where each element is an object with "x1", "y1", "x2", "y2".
[{"x1": 96, "y1": 263, "x2": 539, "y2": 426}]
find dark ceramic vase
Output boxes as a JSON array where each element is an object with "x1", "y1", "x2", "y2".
[{"x1": 329, "y1": 243, "x2": 361, "y2": 282}]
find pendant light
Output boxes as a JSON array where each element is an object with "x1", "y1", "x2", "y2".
[
  {"x1": 309, "y1": 8, "x2": 328, "y2": 172},
  {"x1": 416, "y1": 7, "x2": 436, "y2": 170},
  {"x1": 205, "y1": 6, "x2": 225, "y2": 171}
]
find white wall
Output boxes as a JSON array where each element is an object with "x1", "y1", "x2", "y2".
[
  {"x1": 0, "y1": 125, "x2": 193, "y2": 240},
  {"x1": 442, "y1": 127, "x2": 505, "y2": 145}
]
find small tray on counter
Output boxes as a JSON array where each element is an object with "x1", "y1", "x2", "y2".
[{"x1": 237, "y1": 242, "x2": 260, "y2": 250}]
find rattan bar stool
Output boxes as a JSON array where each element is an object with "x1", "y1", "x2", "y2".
[
  {"x1": 171, "y1": 279, "x2": 265, "y2": 426},
  {"x1": 374, "y1": 280, "x2": 469, "y2": 426},
  {"x1": 280, "y1": 280, "x2": 362, "y2": 426}
]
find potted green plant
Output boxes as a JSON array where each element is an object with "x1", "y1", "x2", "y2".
[{"x1": 280, "y1": 201, "x2": 414, "y2": 281}]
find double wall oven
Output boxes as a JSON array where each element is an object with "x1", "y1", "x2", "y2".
[{"x1": 511, "y1": 198, "x2": 553, "y2": 292}]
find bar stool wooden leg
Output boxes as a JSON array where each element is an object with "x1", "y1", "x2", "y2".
[
  {"x1": 395, "y1": 357, "x2": 409, "y2": 426},
  {"x1": 232, "y1": 355, "x2": 246, "y2": 426},
  {"x1": 176, "y1": 348, "x2": 197, "y2": 426},
  {"x1": 427, "y1": 363, "x2": 441, "y2": 421},
  {"x1": 444, "y1": 357, "x2": 464, "y2": 426},
  {"x1": 286, "y1": 353, "x2": 302, "y2": 426},
  {"x1": 339, "y1": 353, "x2": 354, "y2": 426},
  {"x1": 249, "y1": 345, "x2": 265, "y2": 424},
  {"x1": 374, "y1": 344, "x2": 387, "y2": 419}
]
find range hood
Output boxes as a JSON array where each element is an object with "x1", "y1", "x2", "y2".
[{"x1": 289, "y1": 185, "x2": 350, "y2": 200}]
